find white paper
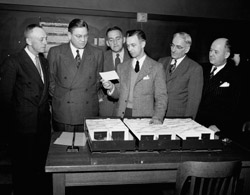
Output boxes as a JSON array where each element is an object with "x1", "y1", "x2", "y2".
[
  {"x1": 99, "y1": 71, "x2": 119, "y2": 81},
  {"x1": 54, "y1": 132, "x2": 86, "y2": 146}
]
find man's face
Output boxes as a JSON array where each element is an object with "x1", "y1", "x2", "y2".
[
  {"x1": 106, "y1": 30, "x2": 125, "y2": 53},
  {"x1": 209, "y1": 39, "x2": 229, "y2": 66},
  {"x1": 68, "y1": 27, "x2": 88, "y2": 49},
  {"x1": 126, "y1": 34, "x2": 145, "y2": 59},
  {"x1": 26, "y1": 27, "x2": 47, "y2": 55},
  {"x1": 170, "y1": 35, "x2": 189, "y2": 59}
]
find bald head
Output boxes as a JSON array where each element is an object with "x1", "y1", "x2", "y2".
[{"x1": 209, "y1": 38, "x2": 231, "y2": 66}]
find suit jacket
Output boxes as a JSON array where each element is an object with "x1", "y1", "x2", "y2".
[
  {"x1": 0, "y1": 49, "x2": 51, "y2": 134},
  {"x1": 99, "y1": 48, "x2": 131, "y2": 116},
  {"x1": 112, "y1": 56, "x2": 168, "y2": 121},
  {"x1": 196, "y1": 61, "x2": 241, "y2": 136},
  {"x1": 158, "y1": 56, "x2": 203, "y2": 119},
  {"x1": 47, "y1": 43, "x2": 104, "y2": 125}
]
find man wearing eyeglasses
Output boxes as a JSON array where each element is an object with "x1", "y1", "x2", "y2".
[
  {"x1": 158, "y1": 32, "x2": 203, "y2": 120},
  {"x1": 47, "y1": 18, "x2": 104, "y2": 132}
]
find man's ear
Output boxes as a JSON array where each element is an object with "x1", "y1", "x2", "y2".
[
  {"x1": 67, "y1": 32, "x2": 72, "y2": 41},
  {"x1": 225, "y1": 51, "x2": 230, "y2": 59},
  {"x1": 123, "y1": 37, "x2": 126, "y2": 44},
  {"x1": 185, "y1": 46, "x2": 190, "y2": 54},
  {"x1": 141, "y1": 40, "x2": 146, "y2": 48},
  {"x1": 106, "y1": 40, "x2": 110, "y2": 47},
  {"x1": 26, "y1": 37, "x2": 31, "y2": 46}
]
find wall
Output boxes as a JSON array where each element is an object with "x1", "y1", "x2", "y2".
[
  {"x1": 0, "y1": 2, "x2": 249, "y2": 64},
  {"x1": 0, "y1": 0, "x2": 249, "y2": 20}
]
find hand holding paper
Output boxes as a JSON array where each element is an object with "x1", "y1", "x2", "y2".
[{"x1": 99, "y1": 70, "x2": 119, "y2": 81}]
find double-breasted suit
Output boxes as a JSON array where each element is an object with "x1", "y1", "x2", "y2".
[
  {"x1": 158, "y1": 56, "x2": 203, "y2": 119},
  {"x1": 0, "y1": 49, "x2": 51, "y2": 134},
  {"x1": 48, "y1": 43, "x2": 103, "y2": 125},
  {"x1": 0, "y1": 48, "x2": 51, "y2": 194},
  {"x1": 99, "y1": 48, "x2": 131, "y2": 116},
  {"x1": 111, "y1": 56, "x2": 168, "y2": 121},
  {"x1": 196, "y1": 61, "x2": 240, "y2": 137}
]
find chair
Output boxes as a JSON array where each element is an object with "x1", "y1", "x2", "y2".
[{"x1": 176, "y1": 161, "x2": 242, "y2": 195}]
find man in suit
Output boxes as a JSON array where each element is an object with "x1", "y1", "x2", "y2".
[
  {"x1": 99, "y1": 26, "x2": 131, "y2": 116},
  {"x1": 0, "y1": 24, "x2": 51, "y2": 195},
  {"x1": 47, "y1": 18, "x2": 104, "y2": 132},
  {"x1": 158, "y1": 32, "x2": 203, "y2": 120},
  {"x1": 196, "y1": 38, "x2": 241, "y2": 138},
  {"x1": 101, "y1": 29, "x2": 168, "y2": 124}
]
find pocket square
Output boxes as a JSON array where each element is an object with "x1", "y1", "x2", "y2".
[
  {"x1": 143, "y1": 75, "x2": 150, "y2": 80},
  {"x1": 220, "y1": 82, "x2": 230, "y2": 87}
]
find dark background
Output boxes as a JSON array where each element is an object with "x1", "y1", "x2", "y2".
[{"x1": 0, "y1": 0, "x2": 250, "y2": 64}]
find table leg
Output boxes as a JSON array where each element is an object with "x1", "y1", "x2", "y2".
[{"x1": 53, "y1": 173, "x2": 65, "y2": 195}]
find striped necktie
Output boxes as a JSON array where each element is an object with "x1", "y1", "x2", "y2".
[
  {"x1": 210, "y1": 67, "x2": 217, "y2": 78},
  {"x1": 169, "y1": 59, "x2": 177, "y2": 74},
  {"x1": 35, "y1": 55, "x2": 43, "y2": 82},
  {"x1": 75, "y1": 50, "x2": 81, "y2": 69},
  {"x1": 115, "y1": 53, "x2": 121, "y2": 71}
]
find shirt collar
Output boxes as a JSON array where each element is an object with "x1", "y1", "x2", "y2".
[
  {"x1": 171, "y1": 55, "x2": 186, "y2": 66},
  {"x1": 112, "y1": 48, "x2": 124, "y2": 63},
  {"x1": 212, "y1": 63, "x2": 226, "y2": 74},
  {"x1": 70, "y1": 42, "x2": 84, "y2": 58},
  {"x1": 133, "y1": 54, "x2": 146, "y2": 69},
  {"x1": 25, "y1": 47, "x2": 36, "y2": 63}
]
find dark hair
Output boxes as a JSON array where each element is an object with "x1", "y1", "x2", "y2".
[
  {"x1": 106, "y1": 26, "x2": 123, "y2": 37},
  {"x1": 225, "y1": 39, "x2": 231, "y2": 54},
  {"x1": 24, "y1": 24, "x2": 43, "y2": 38},
  {"x1": 68, "y1": 19, "x2": 89, "y2": 33},
  {"x1": 126, "y1": 29, "x2": 146, "y2": 41}
]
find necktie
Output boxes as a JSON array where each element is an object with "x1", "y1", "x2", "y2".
[
  {"x1": 75, "y1": 50, "x2": 81, "y2": 69},
  {"x1": 135, "y1": 60, "x2": 140, "y2": 73},
  {"x1": 210, "y1": 67, "x2": 217, "y2": 78},
  {"x1": 169, "y1": 59, "x2": 177, "y2": 74},
  {"x1": 35, "y1": 55, "x2": 43, "y2": 82},
  {"x1": 115, "y1": 53, "x2": 121, "y2": 71}
]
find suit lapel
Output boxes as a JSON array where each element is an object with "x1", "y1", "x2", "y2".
[
  {"x1": 20, "y1": 50, "x2": 44, "y2": 86},
  {"x1": 104, "y1": 50, "x2": 115, "y2": 71},
  {"x1": 167, "y1": 57, "x2": 188, "y2": 81},
  {"x1": 121, "y1": 59, "x2": 132, "y2": 89},
  {"x1": 136, "y1": 56, "x2": 152, "y2": 84}
]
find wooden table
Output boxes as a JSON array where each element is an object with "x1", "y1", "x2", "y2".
[{"x1": 45, "y1": 132, "x2": 250, "y2": 195}]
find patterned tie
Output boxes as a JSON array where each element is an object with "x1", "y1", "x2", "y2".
[
  {"x1": 210, "y1": 66, "x2": 217, "y2": 78},
  {"x1": 75, "y1": 50, "x2": 81, "y2": 69},
  {"x1": 115, "y1": 53, "x2": 121, "y2": 71},
  {"x1": 35, "y1": 55, "x2": 43, "y2": 82},
  {"x1": 135, "y1": 60, "x2": 140, "y2": 73},
  {"x1": 169, "y1": 59, "x2": 177, "y2": 74}
]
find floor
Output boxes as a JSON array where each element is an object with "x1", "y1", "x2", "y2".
[{"x1": 0, "y1": 183, "x2": 175, "y2": 195}]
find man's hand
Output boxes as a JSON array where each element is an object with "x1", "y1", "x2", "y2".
[
  {"x1": 149, "y1": 118, "x2": 162, "y2": 125},
  {"x1": 101, "y1": 79, "x2": 114, "y2": 90}
]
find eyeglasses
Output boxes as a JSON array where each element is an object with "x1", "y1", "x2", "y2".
[
  {"x1": 73, "y1": 34, "x2": 88, "y2": 40},
  {"x1": 170, "y1": 43, "x2": 184, "y2": 50}
]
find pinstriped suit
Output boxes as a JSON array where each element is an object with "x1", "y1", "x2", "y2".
[
  {"x1": 196, "y1": 61, "x2": 241, "y2": 136},
  {"x1": 99, "y1": 48, "x2": 131, "y2": 116}
]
